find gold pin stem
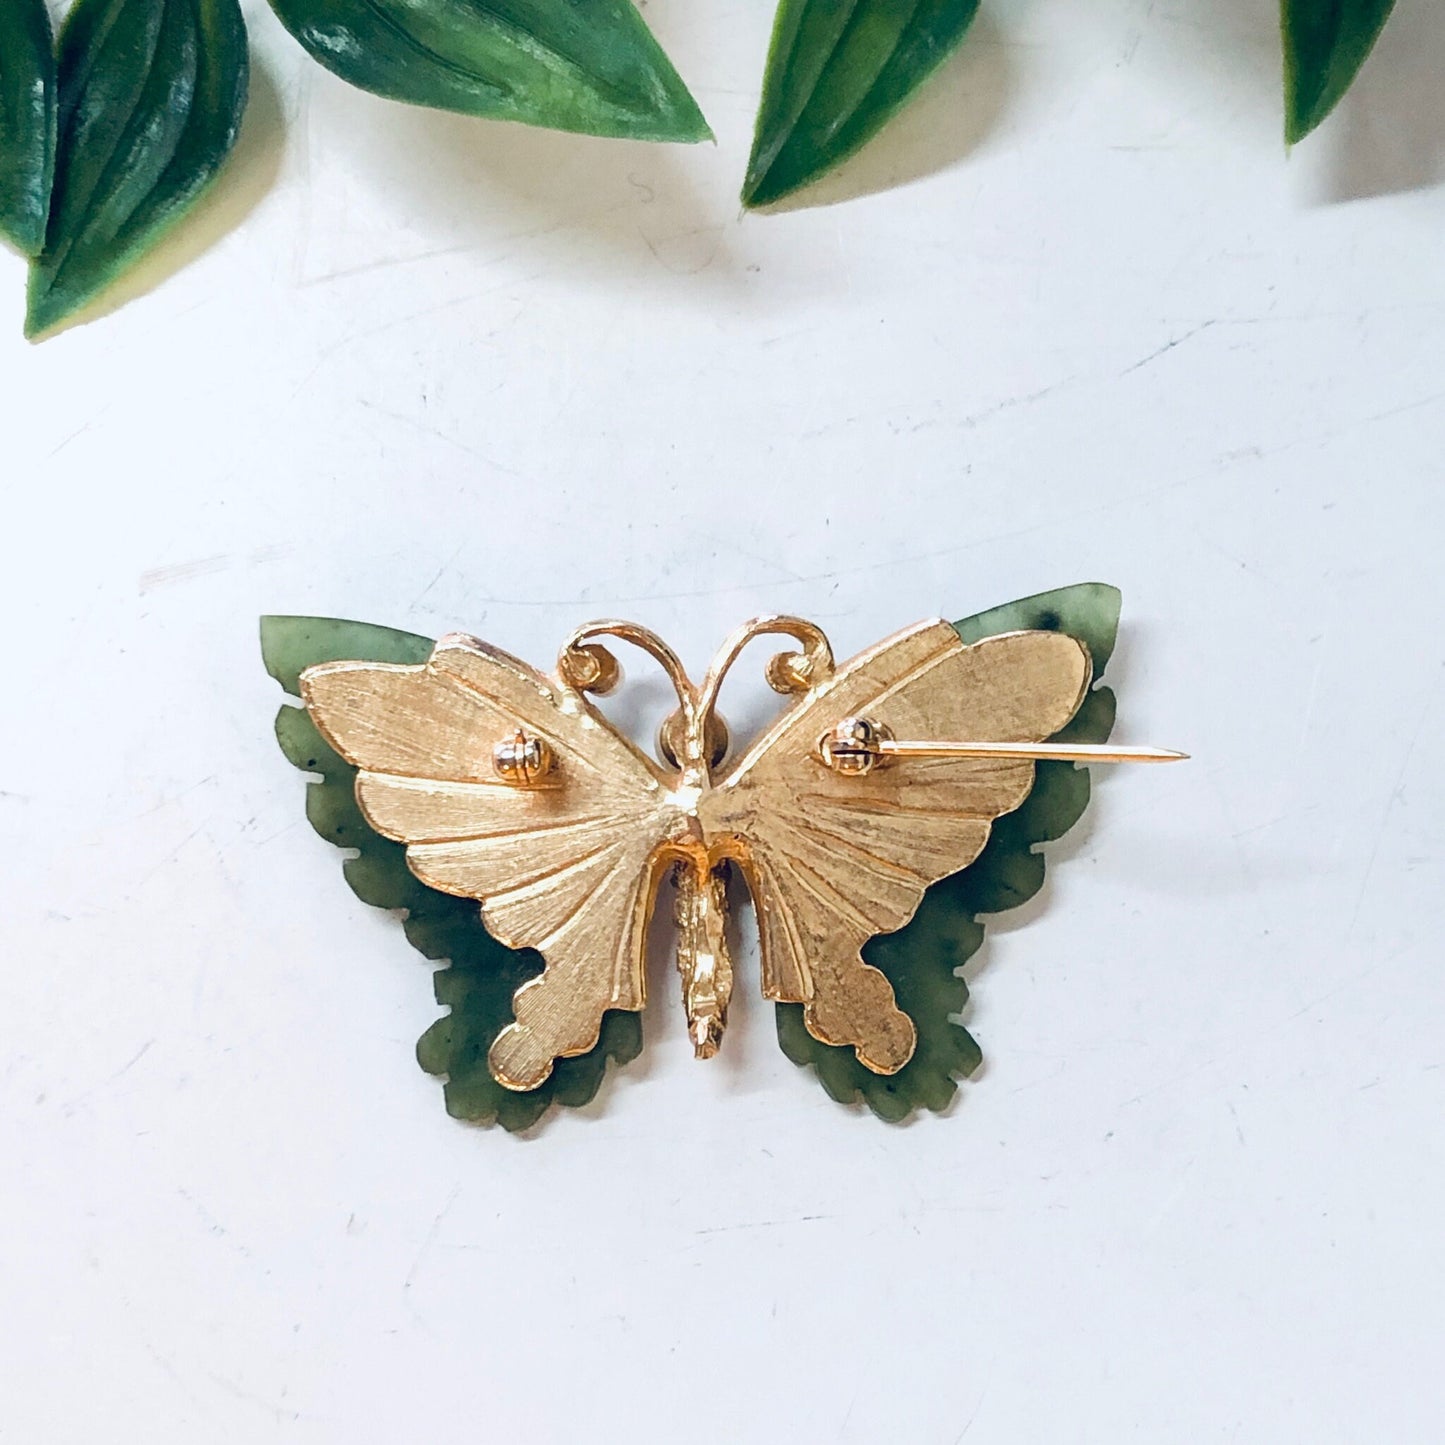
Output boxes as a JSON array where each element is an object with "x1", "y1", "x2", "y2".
[{"x1": 879, "y1": 740, "x2": 1187, "y2": 764}]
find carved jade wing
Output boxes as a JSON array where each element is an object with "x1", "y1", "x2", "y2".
[{"x1": 298, "y1": 615, "x2": 1095, "y2": 1092}]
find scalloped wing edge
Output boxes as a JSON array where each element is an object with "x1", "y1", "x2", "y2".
[
  {"x1": 260, "y1": 614, "x2": 640, "y2": 1131},
  {"x1": 774, "y1": 583, "x2": 1121, "y2": 1121}
]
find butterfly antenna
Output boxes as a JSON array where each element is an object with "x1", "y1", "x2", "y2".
[{"x1": 559, "y1": 618, "x2": 706, "y2": 771}]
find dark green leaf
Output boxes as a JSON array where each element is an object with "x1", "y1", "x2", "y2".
[
  {"x1": 268, "y1": 0, "x2": 710, "y2": 144},
  {"x1": 744, "y1": 0, "x2": 980, "y2": 208},
  {"x1": 25, "y1": 0, "x2": 249, "y2": 338},
  {"x1": 261, "y1": 616, "x2": 642, "y2": 1132},
  {"x1": 0, "y1": 0, "x2": 56, "y2": 256},
  {"x1": 1283, "y1": 0, "x2": 1395, "y2": 143},
  {"x1": 776, "y1": 583, "x2": 1122, "y2": 1121}
]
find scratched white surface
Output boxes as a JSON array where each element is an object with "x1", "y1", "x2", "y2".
[{"x1": 3, "y1": 0, "x2": 1445, "y2": 1440}]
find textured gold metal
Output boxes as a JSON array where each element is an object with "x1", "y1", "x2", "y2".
[
  {"x1": 672, "y1": 862, "x2": 732, "y2": 1057},
  {"x1": 299, "y1": 617, "x2": 1179, "y2": 1091}
]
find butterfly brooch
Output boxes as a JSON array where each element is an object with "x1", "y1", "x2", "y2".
[{"x1": 263, "y1": 585, "x2": 1182, "y2": 1127}]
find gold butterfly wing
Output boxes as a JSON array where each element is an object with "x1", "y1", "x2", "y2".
[
  {"x1": 699, "y1": 621, "x2": 1092, "y2": 1074},
  {"x1": 300, "y1": 634, "x2": 674, "y2": 1091}
]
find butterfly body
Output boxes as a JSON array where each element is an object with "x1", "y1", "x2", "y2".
[
  {"x1": 672, "y1": 861, "x2": 733, "y2": 1057},
  {"x1": 299, "y1": 615, "x2": 1095, "y2": 1093}
]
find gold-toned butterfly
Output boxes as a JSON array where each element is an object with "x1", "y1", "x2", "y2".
[{"x1": 299, "y1": 615, "x2": 1182, "y2": 1093}]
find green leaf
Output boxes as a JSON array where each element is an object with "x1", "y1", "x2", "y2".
[
  {"x1": 1282, "y1": 0, "x2": 1395, "y2": 143},
  {"x1": 0, "y1": 0, "x2": 56, "y2": 256},
  {"x1": 25, "y1": 0, "x2": 249, "y2": 339},
  {"x1": 743, "y1": 0, "x2": 980, "y2": 208},
  {"x1": 268, "y1": 0, "x2": 710, "y2": 144},
  {"x1": 261, "y1": 616, "x2": 642, "y2": 1132},
  {"x1": 776, "y1": 583, "x2": 1123, "y2": 1121}
]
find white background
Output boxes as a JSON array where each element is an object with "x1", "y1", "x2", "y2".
[{"x1": 3, "y1": 0, "x2": 1444, "y2": 1440}]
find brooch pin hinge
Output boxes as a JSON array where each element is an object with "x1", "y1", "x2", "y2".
[{"x1": 493, "y1": 729, "x2": 556, "y2": 786}]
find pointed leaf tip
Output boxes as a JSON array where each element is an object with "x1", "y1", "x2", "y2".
[
  {"x1": 268, "y1": 0, "x2": 709, "y2": 144},
  {"x1": 24, "y1": 0, "x2": 249, "y2": 338},
  {"x1": 744, "y1": 0, "x2": 981, "y2": 208},
  {"x1": 1282, "y1": 0, "x2": 1396, "y2": 143}
]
